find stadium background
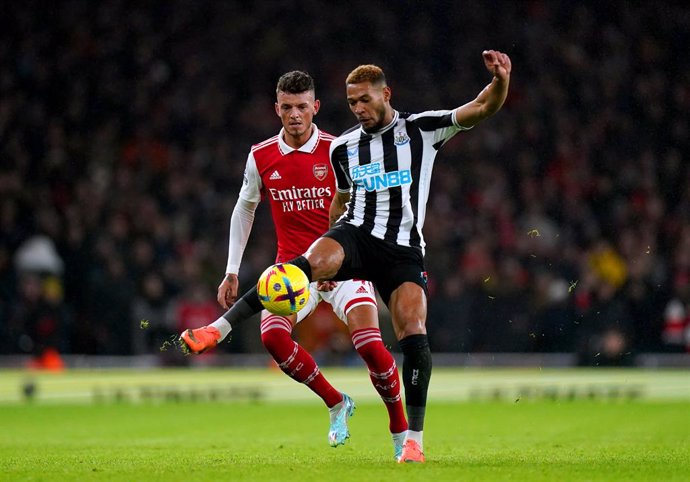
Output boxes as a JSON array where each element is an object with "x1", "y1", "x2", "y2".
[{"x1": 1, "y1": 0, "x2": 690, "y2": 368}]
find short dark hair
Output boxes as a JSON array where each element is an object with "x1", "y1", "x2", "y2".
[
  {"x1": 346, "y1": 64, "x2": 386, "y2": 86},
  {"x1": 276, "y1": 71, "x2": 315, "y2": 95}
]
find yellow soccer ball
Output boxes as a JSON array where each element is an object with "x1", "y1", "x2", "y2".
[{"x1": 257, "y1": 263, "x2": 310, "y2": 316}]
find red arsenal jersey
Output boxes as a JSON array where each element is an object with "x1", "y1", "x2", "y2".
[{"x1": 238, "y1": 125, "x2": 336, "y2": 262}]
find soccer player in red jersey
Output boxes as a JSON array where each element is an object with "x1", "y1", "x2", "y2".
[{"x1": 180, "y1": 71, "x2": 408, "y2": 458}]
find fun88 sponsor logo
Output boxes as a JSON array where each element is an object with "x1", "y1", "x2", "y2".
[{"x1": 351, "y1": 162, "x2": 412, "y2": 192}]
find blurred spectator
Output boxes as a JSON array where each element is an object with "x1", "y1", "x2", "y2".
[
  {"x1": 176, "y1": 282, "x2": 220, "y2": 335},
  {"x1": 531, "y1": 272, "x2": 577, "y2": 352},
  {"x1": 85, "y1": 255, "x2": 135, "y2": 354},
  {"x1": 14, "y1": 236, "x2": 64, "y2": 275},
  {"x1": 663, "y1": 273, "x2": 690, "y2": 352},
  {"x1": 0, "y1": 245, "x2": 16, "y2": 349},
  {"x1": 131, "y1": 271, "x2": 174, "y2": 355},
  {"x1": 6, "y1": 274, "x2": 72, "y2": 369},
  {"x1": 574, "y1": 268, "x2": 635, "y2": 366},
  {"x1": 427, "y1": 274, "x2": 477, "y2": 352}
]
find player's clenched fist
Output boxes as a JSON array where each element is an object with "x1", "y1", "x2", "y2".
[
  {"x1": 217, "y1": 273, "x2": 239, "y2": 309},
  {"x1": 482, "y1": 50, "x2": 511, "y2": 80}
]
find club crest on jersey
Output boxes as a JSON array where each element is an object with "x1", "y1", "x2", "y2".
[
  {"x1": 313, "y1": 164, "x2": 328, "y2": 181},
  {"x1": 394, "y1": 132, "x2": 410, "y2": 146},
  {"x1": 420, "y1": 271, "x2": 428, "y2": 285}
]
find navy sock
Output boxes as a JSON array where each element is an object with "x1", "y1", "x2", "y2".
[
  {"x1": 398, "y1": 334, "x2": 432, "y2": 432},
  {"x1": 222, "y1": 286, "x2": 262, "y2": 326}
]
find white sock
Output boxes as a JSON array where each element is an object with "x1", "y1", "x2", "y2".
[
  {"x1": 209, "y1": 317, "x2": 232, "y2": 341},
  {"x1": 392, "y1": 431, "x2": 407, "y2": 447},
  {"x1": 328, "y1": 397, "x2": 345, "y2": 423},
  {"x1": 406, "y1": 430, "x2": 423, "y2": 449}
]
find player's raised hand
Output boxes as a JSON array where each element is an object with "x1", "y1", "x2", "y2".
[
  {"x1": 482, "y1": 50, "x2": 511, "y2": 81},
  {"x1": 217, "y1": 273, "x2": 239, "y2": 309}
]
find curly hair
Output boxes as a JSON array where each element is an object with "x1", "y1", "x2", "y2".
[
  {"x1": 345, "y1": 64, "x2": 386, "y2": 86},
  {"x1": 276, "y1": 71, "x2": 315, "y2": 95}
]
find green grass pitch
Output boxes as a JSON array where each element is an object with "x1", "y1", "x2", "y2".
[{"x1": 0, "y1": 368, "x2": 688, "y2": 481}]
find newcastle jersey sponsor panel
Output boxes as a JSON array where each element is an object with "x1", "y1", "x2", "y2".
[{"x1": 330, "y1": 110, "x2": 471, "y2": 253}]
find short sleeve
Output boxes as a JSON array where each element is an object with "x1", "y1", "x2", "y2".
[
  {"x1": 329, "y1": 141, "x2": 352, "y2": 193},
  {"x1": 407, "y1": 109, "x2": 472, "y2": 149}
]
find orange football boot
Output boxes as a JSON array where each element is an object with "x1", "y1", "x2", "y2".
[
  {"x1": 179, "y1": 326, "x2": 221, "y2": 354},
  {"x1": 398, "y1": 439, "x2": 425, "y2": 463}
]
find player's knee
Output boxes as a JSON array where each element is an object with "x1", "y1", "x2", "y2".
[
  {"x1": 346, "y1": 304, "x2": 379, "y2": 331},
  {"x1": 305, "y1": 253, "x2": 338, "y2": 279},
  {"x1": 304, "y1": 238, "x2": 344, "y2": 279}
]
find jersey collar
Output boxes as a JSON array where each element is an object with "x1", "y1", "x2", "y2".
[
  {"x1": 278, "y1": 124, "x2": 320, "y2": 155},
  {"x1": 360, "y1": 110, "x2": 399, "y2": 136}
]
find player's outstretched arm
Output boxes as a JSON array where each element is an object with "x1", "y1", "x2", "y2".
[{"x1": 455, "y1": 50, "x2": 512, "y2": 128}]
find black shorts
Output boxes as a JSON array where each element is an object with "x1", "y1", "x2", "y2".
[{"x1": 322, "y1": 222, "x2": 428, "y2": 306}]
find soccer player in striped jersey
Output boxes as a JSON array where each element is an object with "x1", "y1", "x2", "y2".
[
  {"x1": 322, "y1": 50, "x2": 511, "y2": 462},
  {"x1": 217, "y1": 50, "x2": 511, "y2": 463},
  {"x1": 180, "y1": 71, "x2": 408, "y2": 458}
]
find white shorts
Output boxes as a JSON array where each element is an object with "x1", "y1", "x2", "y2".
[{"x1": 295, "y1": 279, "x2": 377, "y2": 324}]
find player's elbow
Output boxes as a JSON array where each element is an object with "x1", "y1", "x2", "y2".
[{"x1": 472, "y1": 101, "x2": 503, "y2": 125}]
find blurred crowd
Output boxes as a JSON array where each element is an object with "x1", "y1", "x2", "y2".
[{"x1": 1, "y1": 1, "x2": 689, "y2": 366}]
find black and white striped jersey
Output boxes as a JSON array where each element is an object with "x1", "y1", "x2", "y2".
[{"x1": 329, "y1": 109, "x2": 471, "y2": 254}]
